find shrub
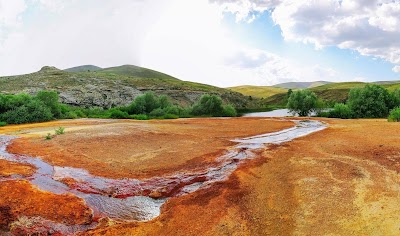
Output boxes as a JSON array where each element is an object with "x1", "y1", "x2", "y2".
[
  {"x1": 55, "y1": 127, "x2": 65, "y2": 135},
  {"x1": 221, "y1": 104, "x2": 237, "y2": 117},
  {"x1": 0, "y1": 100, "x2": 53, "y2": 124},
  {"x1": 328, "y1": 103, "x2": 352, "y2": 119},
  {"x1": 159, "y1": 95, "x2": 171, "y2": 109},
  {"x1": 45, "y1": 133, "x2": 52, "y2": 140},
  {"x1": 109, "y1": 109, "x2": 129, "y2": 119},
  {"x1": 388, "y1": 107, "x2": 400, "y2": 122},
  {"x1": 149, "y1": 108, "x2": 166, "y2": 117},
  {"x1": 61, "y1": 111, "x2": 78, "y2": 119},
  {"x1": 131, "y1": 114, "x2": 149, "y2": 120},
  {"x1": 84, "y1": 107, "x2": 108, "y2": 118},
  {"x1": 0, "y1": 94, "x2": 31, "y2": 113},
  {"x1": 287, "y1": 89, "x2": 318, "y2": 116},
  {"x1": 0, "y1": 122, "x2": 7, "y2": 127},
  {"x1": 164, "y1": 106, "x2": 180, "y2": 115},
  {"x1": 163, "y1": 114, "x2": 179, "y2": 119}
]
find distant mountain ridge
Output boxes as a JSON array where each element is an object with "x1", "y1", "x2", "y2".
[
  {"x1": 273, "y1": 81, "x2": 333, "y2": 89},
  {"x1": 0, "y1": 65, "x2": 254, "y2": 109}
]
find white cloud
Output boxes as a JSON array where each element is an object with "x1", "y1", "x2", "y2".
[
  {"x1": 210, "y1": 0, "x2": 279, "y2": 22},
  {"x1": 393, "y1": 65, "x2": 400, "y2": 73},
  {"x1": 215, "y1": 0, "x2": 400, "y2": 74},
  {"x1": 0, "y1": 0, "x2": 26, "y2": 28},
  {"x1": 35, "y1": 0, "x2": 67, "y2": 12},
  {"x1": 0, "y1": 0, "x2": 383, "y2": 86},
  {"x1": 220, "y1": 48, "x2": 340, "y2": 86}
]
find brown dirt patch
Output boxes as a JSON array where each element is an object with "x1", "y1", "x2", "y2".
[
  {"x1": 0, "y1": 180, "x2": 92, "y2": 231},
  {"x1": 6, "y1": 118, "x2": 293, "y2": 179}
]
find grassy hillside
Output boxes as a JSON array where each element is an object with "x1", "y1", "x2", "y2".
[
  {"x1": 64, "y1": 65, "x2": 102, "y2": 72},
  {"x1": 99, "y1": 65, "x2": 180, "y2": 80},
  {"x1": 0, "y1": 65, "x2": 255, "y2": 109},
  {"x1": 273, "y1": 81, "x2": 333, "y2": 89},
  {"x1": 228, "y1": 85, "x2": 287, "y2": 98},
  {"x1": 264, "y1": 81, "x2": 400, "y2": 106}
]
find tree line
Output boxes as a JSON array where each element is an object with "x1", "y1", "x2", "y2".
[
  {"x1": 287, "y1": 84, "x2": 400, "y2": 121},
  {"x1": 0, "y1": 91, "x2": 237, "y2": 125}
]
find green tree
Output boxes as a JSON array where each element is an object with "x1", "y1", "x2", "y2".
[
  {"x1": 191, "y1": 94, "x2": 224, "y2": 116},
  {"x1": 287, "y1": 89, "x2": 318, "y2": 116},
  {"x1": 348, "y1": 84, "x2": 394, "y2": 118},
  {"x1": 0, "y1": 99, "x2": 53, "y2": 124},
  {"x1": 287, "y1": 89, "x2": 293, "y2": 98},
  {"x1": 35, "y1": 90, "x2": 62, "y2": 118}
]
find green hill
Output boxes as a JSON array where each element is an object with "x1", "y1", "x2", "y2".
[
  {"x1": 273, "y1": 81, "x2": 333, "y2": 89},
  {"x1": 0, "y1": 65, "x2": 254, "y2": 109},
  {"x1": 64, "y1": 65, "x2": 102, "y2": 72},
  {"x1": 99, "y1": 65, "x2": 180, "y2": 80},
  {"x1": 264, "y1": 81, "x2": 400, "y2": 106},
  {"x1": 228, "y1": 85, "x2": 287, "y2": 98}
]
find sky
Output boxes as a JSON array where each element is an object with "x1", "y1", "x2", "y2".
[{"x1": 0, "y1": 0, "x2": 399, "y2": 87}]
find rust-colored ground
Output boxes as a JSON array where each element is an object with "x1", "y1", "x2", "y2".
[
  {"x1": 0, "y1": 159, "x2": 35, "y2": 177},
  {"x1": 5, "y1": 118, "x2": 293, "y2": 179},
  {"x1": 0, "y1": 180, "x2": 92, "y2": 231},
  {"x1": 2, "y1": 118, "x2": 400, "y2": 235},
  {"x1": 80, "y1": 119, "x2": 400, "y2": 236}
]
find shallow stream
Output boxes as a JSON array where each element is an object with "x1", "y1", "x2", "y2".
[{"x1": 0, "y1": 119, "x2": 326, "y2": 235}]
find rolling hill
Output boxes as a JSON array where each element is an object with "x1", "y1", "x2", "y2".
[
  {"x1": 64, "y1": 65, "x2": 102, "y2": 72},
  {"x1": 228, "y1": 85, "x2": 287, "y2": 98},
  {"x1": 0, "y1": 65, "x2": 255, "y2": 109},
  {"x1": 264, "y1": 81, "x2": 400, "y2": 106},
  {"x1": 273, "y1": 81, "x2": 333, "y2": 89}
]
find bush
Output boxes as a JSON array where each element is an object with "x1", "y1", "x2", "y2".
[
  {"x1": 348, "y1": 84, "x2": 394, "y2": 118},
  {"x1": 328, "y1": 103, "x2": 352, "y2": 119},
  {"x1": 61, "y1": 111, "x2": 78, "y2": 119},
  {"x1": 83, "y1": 107, "x2": 108, "y2": 118},
  {"x1": 221, "y1": 104, "x2": 237, "y2": 117},
  {"x1": 131, "y1": 114, "x2": 149, "y2": 120},
  {"x1": 388, "y1": 107, "x2": 400, "y2": 122},
  {"x1": 0, "y1": 122, "x2": 7, "y2": 127},
  {"x1": 164, "y1": 106, "x2": 180, "y2": 115},
  {"x1": 191, "y1": 94, "x2": 224, "y2": 116},
  {"x1": 149, "y1": 108, "x2": 166, "y2": 117},
  {"x1": 0, "y1": 100, "x2": 53, "y2": 124},
  {"x1": 109, "y1": 109, "x2": 130, "y2": 119},
  {"x1": 287, "y1": 89, "x2": 318, "y2": 116},
  {"x1": 163, "y1": 114, "x2": 179, "y2": 119}
]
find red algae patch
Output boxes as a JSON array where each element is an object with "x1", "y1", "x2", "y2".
[{"x1": 0, "y1": 180, "x2": 93, "y2": 231}]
